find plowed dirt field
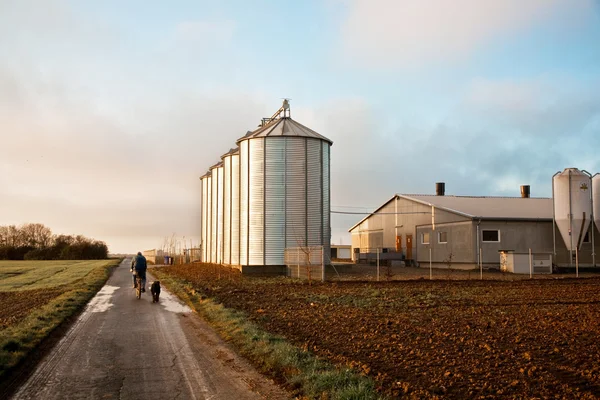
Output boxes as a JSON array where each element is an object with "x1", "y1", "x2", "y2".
[
  {"x1": 0, "y1": 289, "x2": 64, "y2": 329},
  {"x1": 161, "y1": 263, "x2": 600, "y2": 399}
]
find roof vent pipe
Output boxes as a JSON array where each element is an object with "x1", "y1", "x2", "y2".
[
  {"x1": 436, "y1": 182, "x2": 445, "y2": 196},
  {"x1": 520, "y1": 185, "x2": 530, "y2": 198}
]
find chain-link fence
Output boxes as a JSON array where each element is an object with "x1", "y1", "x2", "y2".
[{"x1": 284, "y1": 246, "x2": 325, "y2": 281}]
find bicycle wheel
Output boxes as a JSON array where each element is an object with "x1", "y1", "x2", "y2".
[{"x1": 136, "y1": 277, "x2": 142, "y2": 299}]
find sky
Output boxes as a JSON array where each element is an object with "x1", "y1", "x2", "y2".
[{"x1": 1, "y1": 0, "x2": 599, "y2": 253}]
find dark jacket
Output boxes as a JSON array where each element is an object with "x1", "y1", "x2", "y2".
[{"x1": 133, "y1": 254, "x2": 147, "y2": 272}]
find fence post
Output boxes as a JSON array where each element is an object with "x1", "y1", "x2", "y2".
[
  {"x1": 377, "y1": 248, "x2": 380, "y2": 282},
  {"x1": 321, "y1": 246, "x2": 325, "y2": 282},
  {"x1": 297, "y1": 247, "x2": 300, "y2": 279},
  {"x1": 479, "y1": 247, "x2": 483, "y2": 280},
  {"x1": 429, "y1": 247, "x2": 432, "y2": 280},
  {"x1": 576, "y1": 247, "x2": 579, "y2": 278},
  {"x1": 529, "y1": 248, "x2": 532, "y2": 279}
]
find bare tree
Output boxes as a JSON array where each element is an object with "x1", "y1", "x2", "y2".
[
  {"x1": 20, "y1": 223, "x2": 52, "y2": 248},
  {"x1": 292, "y1": 227, "x2": 324, "y2": 284}
]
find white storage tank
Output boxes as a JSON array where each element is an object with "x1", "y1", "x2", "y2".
[
  {"x1": 553, "y1": 168, "x2": 592, "y2": 252},
  {"x1": 200, "y1": 172, "x2": 211, "y2": 263},
  {"x1": 221, "y1": 148, "x2": 240, "y2": 266},
  {"x1": 594, "y1": 174, "x2": 600, "y2": 234},
  {"x1": 210, "y1": 162, "x2": 224, "y2": 264},
  {"x1": 238, "y1": 103, "x2": 332, "y2": 268}
]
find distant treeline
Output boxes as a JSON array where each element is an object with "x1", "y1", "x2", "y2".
[{"x1": 0, "y1": 223, "x2": 108, "y2": 260}]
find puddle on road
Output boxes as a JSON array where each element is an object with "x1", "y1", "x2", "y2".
[
  {"x1": 159, "y1": 290, "x2": 192, "y2": 313},
  {"x1": 86, "y1": 285, "x2": 120, "y2": 313}
]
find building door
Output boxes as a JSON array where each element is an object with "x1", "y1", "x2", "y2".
[
  {"x1": 406, "y1": 235, "x2": 413, "y2": 260},
  {"x1": 395, "y1": 235, "x2": 402, "y2": 252}
]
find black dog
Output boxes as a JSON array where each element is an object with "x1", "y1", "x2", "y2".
[{"x1": 151, "y1": 281, "x2": 161, "y2": 303}]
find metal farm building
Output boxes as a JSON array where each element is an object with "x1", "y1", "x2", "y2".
[
  {"x1": 199, "y1": 101, "x2": 332, "y2": 274},
  {"x1": 350, "y1": 173, "x2": 600, "y2": 273}
]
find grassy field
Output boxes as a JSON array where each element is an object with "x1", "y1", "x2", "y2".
[
  {"x1": 0, "y1": 259, "x2": 120, "y2": 381},
  {"x1": 0, "y1": 260, "x2": 118, "y2": 291}
]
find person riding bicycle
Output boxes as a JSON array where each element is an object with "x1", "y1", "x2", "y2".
[
  {"x1": 130, "y1": 256, "x2": 137, "y2": 287},
  {"x1": 131, "y1": 252, "x2": 147, "y2": 292}
]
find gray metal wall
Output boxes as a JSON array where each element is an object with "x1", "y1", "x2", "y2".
[
  {"x1": 239, "y1": 137, "x2": 331, "y2": 266},
  {"x1": 322, "y1": 141, "x2": 331, "y2": 263},
  {"x1": 415, "y1": 220, "x2": 600, "y2": 268},
  {"x1": 415, "y1": 221, "x2": 474, "y2": 265}
]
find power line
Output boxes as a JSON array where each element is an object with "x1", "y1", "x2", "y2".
[
  {"x1": 331, "y1": 210, "x2": 431, "y2": 215},
  {"x1": 332, "y1": 205, "x2": 375, "y2": 209}
]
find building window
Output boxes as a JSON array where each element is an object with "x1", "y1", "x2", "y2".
[
  {"x1": 438, "y1": 231, "x2": 447, "y2": 243},
  {"x1": 421, "y1": 232, "x2": 430, "y2": 244},
  {"x1": 583, "y1": 231, "x2": 590, "y2": 243},
  {"x1": 482, "y1": 230, "x2": 500, "y2": 242}
]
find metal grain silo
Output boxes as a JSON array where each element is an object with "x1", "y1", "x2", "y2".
[
  {"x1": 238, "y1": 102, "x2": 332, "y2": 269},
  {"x1": 221, "y1": 148, "x2": 240, "y2": 266},
  {"x1": 594, "y1": 174, "x2": 600, "y2": 234},
  {"x1": 200, "y1": 171, "x2": 211, "y2": 262},
  {"x1": 210, "y1": 162, "x2": 224, "y2": 264},
  {"x1": 552, "y1": 168, "x2": 592, "y2": 257}
]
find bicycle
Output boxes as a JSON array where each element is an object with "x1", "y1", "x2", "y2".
[{"x1": 135, "y1": 272, "x2": 143, "y2": 299}]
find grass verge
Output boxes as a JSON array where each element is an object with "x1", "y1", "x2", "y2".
[
  {"x1": 153, "y1": 269, "x2": 386, "y2": 400},
  {"x1": 0, "y1": 259, "x2": 120, "y2": 381}
]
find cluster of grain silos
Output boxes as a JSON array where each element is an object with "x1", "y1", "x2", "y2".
[
  {"x1": 552, "y1": 168, "x2": 600, "y2": 268},
  {"x1": 199, "y1": 101, "x2": 332, "y2": 273}
]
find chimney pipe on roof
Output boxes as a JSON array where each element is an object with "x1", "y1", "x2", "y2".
[
  {"x1": 520, "y1": 185, "x2": 530, "y2": 198},
  {"x1": 436, "y1": 182, "x2": 445, "y2": 196}
]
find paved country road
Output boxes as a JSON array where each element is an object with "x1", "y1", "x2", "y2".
[{"x1": 10, "y1": 259, "x2": 289, "y2": 400}]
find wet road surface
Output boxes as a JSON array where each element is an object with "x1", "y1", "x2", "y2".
[{"x1": 10, "y1": 259, "x2": 289, "y2": 400}]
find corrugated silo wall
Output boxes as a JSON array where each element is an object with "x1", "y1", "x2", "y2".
[
  {"x1": 217, "y1": 166, "x2": 224, "y2": 264},
  {"x1": 205, "y1": 175, "x2": 212, "y2": 263},
  {"x1": 265, "y1": 138, "x2": 286, "y2": 264},
  {"x1": 249, "y1": 139, "x2": 264, "y2": 265},
  {"x1": 211, "y1": 169, "x2": 218, "y2": 263},
  {"x1": 231, "y1": 154, "x2": 240, "y2": 265},
  {"x1": 240, "y1": 137, "x2": 331, "y2": 267},
  {"x1": 201, "y1": 177, "x2": 207, "y2": 262},
  {"x1": 307, "y1": 139, "x2": 323, "y2": 251},
  {"x1": 323, "y1": 141, "x2": 331, "y2": 264},
  {"x1": 240, "y1": 141, "x2": 249, "y2": 265},
  {"x1": 284, "y1": 137, "x2": 306, "y2": 262},
  {"x1": 223, "y1": 158, "x2": 231, "y2": 265}
]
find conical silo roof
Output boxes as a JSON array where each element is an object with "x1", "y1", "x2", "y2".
[
  {"x1": 209, "y1": 161, "x2": 223, "y2": 170},
  {"x1": 236, "y1": 117, "x2": 333, "y2": 145},
  {"x1": 220, "y1": 147, "x2": 239, "y2": 159}
]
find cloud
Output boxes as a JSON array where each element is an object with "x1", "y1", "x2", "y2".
[
  {"x1": 338, "y1": 0, "x2": 596, "y2": 68},
  {"x1": 0, "y1": 64, "x2": 270, "y2": 253},
  {"x1": 301, "y1": 75, "x2": 600, "y2": 240}
]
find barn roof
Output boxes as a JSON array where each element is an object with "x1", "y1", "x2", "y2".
[{"x1": 348, "y1": 194, "x2": 553, "y2": 232}]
